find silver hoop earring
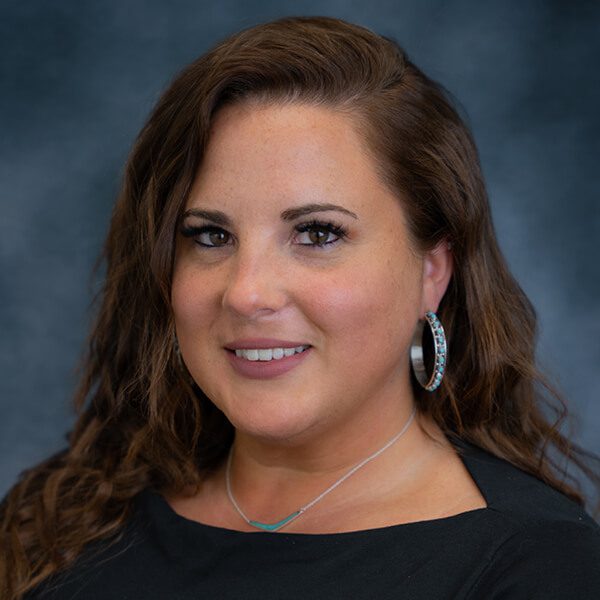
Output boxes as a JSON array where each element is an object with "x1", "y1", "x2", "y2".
[{"x1": 410, "y1": 311, "x2": 447, "y2": 392}]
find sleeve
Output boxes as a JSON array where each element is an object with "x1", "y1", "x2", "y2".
[{"x1": 466, "y1": 521, "x2": 600, "y2": 599}]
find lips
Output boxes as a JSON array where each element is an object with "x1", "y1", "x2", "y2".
[{"x1": 225, "y1": 344, "x2": 312, "y2": 379}]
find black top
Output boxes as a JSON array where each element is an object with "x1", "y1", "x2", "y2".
[{"x1": 29, "y1": 438, "x2": 600, "y2": 599}]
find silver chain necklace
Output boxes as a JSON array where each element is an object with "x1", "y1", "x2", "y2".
[{"x1": 225, "y1": 405, "x2": 417, "y2": 532}]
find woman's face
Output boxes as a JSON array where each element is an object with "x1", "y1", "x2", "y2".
[{"x1": 172, "y1": 102, "x2": 450, "y2": 444}]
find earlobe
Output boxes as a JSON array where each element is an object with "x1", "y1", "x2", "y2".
[{"x1": 421, "y1": 240, "x2": 453, "y2": 315}]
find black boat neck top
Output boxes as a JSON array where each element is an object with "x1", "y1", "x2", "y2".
[{"x1": 28, "y1": 437, "x2": 600, "y2": 599}]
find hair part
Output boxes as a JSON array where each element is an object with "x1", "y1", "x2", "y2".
[{"x1": 2, "y1": 15, "x2": 599, "y2": 599}]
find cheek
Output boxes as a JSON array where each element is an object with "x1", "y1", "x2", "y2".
[
  {"x1": 171, "y1": 266, "x2": 212, "y2": 341},
  {"x1": 302, "y1": 256, "x2": 421, "y2": 355},
  {"x1": 171, "y1": 266, "x2": 225, "y2": 396}
]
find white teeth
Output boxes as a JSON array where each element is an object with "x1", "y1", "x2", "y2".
[
  {"x1": 234, "y1": 345, "x2": 309, "y2": 361},
  {"x1": 257, "y1": 349, "x2": 271, "y2": 361}
]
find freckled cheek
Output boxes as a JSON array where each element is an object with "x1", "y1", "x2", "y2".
[
  {"x1": 301, "y1": 269, "x2": 416, "y2": 354},
  {"x1": 171, "y1": 271, "x2": 215, "y2": 343}
]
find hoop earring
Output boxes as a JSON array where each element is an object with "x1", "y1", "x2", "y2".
[{"x1": 410, "y1": 311, "x2": 447, "y2": 392}]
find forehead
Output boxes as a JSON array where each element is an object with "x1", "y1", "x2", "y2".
[{"x1": 188, "y1": 102, "x2": 390, "y2": 213}]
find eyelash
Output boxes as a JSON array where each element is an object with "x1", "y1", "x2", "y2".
[
  {"x1": 294, "y1": 220, "x2": 348, "y2": 247},
  {"x1": 180, "y1": 220, "x2": 348, "y2": 250}
]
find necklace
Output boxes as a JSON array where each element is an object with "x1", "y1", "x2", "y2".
[{"x1": 225, "y1": 405, "x2": 417, "y2": 532}]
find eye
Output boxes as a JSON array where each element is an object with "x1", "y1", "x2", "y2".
[
  {"x1": 180, "y1": 225, "x2": 232, "y2": 248},
  {"x1": 179, "y1": 220, "x2": 348, "y2": 250},
  {"x1": 294, "y1": 220, "x2": 348, "y2": 248}
]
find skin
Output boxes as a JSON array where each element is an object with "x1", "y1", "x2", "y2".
[{"x1": 169, "y1": 102, "x2": 487, "y2": 533}]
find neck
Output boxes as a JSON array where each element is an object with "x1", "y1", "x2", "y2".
[{"x1": 225, "y1": 401, "x2": 446, "y2": 527}]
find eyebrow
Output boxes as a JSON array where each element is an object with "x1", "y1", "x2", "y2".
[{"x1": 182, "y1": 203, "x2": 358, "y2": 226}]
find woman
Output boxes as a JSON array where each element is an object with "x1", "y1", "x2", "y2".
[{"x1": 2, "y1": 15, "x2": 600, "y2": 599}]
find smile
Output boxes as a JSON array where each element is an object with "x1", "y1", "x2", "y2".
[
  {"x1": 226, "y1": 346, "x2": 312, "y2": 379},
  {"x1": 234, "y1": 345, "x2": 310, "y2": 361}
]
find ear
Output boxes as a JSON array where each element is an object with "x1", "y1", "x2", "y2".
[{"x1": 420, "y1": 240, "x2": 453, "y2": 316}]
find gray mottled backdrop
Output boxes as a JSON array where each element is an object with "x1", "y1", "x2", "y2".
[{"x1": 1, "y1": 1, "x2": 599, "y2": 502}]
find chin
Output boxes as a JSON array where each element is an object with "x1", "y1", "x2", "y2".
[{"x1": 226, "y1": 404, "x2": 321, "y2": 445}]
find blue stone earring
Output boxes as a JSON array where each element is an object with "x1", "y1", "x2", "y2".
[{"x1": 410, "y1": 311, "x2": 447, "y2": 392}]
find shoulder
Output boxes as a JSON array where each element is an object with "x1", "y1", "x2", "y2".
[
  {"x1": 453, "y1": 435, "x2": 599, "y2": 528},
  {"x1": 451, "y1": 437, "x2": 600, "y2": 598},
  {"x1": 467, "y1": 519, "x2": 600, "y2": 598}
]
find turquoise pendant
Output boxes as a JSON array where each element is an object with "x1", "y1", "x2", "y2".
[{"x1": 249, "y1": 510, "x2": 301, "y2": 532}]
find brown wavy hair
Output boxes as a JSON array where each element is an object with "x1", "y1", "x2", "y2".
[{"x1": 2, "y1": 15, "x2": 599, "y2": 599}]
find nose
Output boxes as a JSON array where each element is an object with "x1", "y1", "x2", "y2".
[{"x1": 221, "y1": 244, "x2": 288, "y2": 319}]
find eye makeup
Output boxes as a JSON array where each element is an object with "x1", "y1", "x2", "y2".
[{"x1": 179, "y1": 219, "x2": 348, "y2": 249}]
